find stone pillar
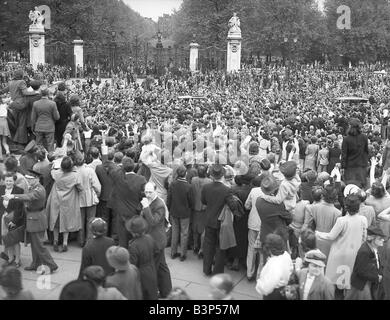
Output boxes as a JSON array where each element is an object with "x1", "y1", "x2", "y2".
[
  {"x1": 226, "y1": 33, "x2": 242, "y2": 73},
  {"x1": 73, "y1": 39, "x2": 84, "y2": 78},
  {"x1": 189, "y1": 42, "x2": 199, "y2": 72},
  {"x1": 29, "y1": 24, "x2": 45, "y2": 70}
]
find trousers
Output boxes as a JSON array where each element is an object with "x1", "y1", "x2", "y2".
[
  {"x1": 155, "y1": 249, "x2": 172, "y2": 298},
  {"x1": 117, "y1": 215, "x2": 132, "y2": 248},
  {"x1": 78, "y1": 205, "x2": 97, "y2": 245},
  {"x1": 203, "y1": 226, "x2": 225, "y2": 275},
  {"x1": 29, "y1": 231, "x2": 57, "y2": 270},
  {"x1": 35, "y1": 131, "x2": 55, "y2": 152},
  {"x1": 171, "y1": 217, "x2": 190, "y2": 256},
  {"x1": 97, "y1": 200, "x2": 117, "y2": 238},
  {"x1": 247, "y1": 229, "x2": 263, "y2": 278}
]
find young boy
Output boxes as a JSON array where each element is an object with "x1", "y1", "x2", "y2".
[
  {"x1": 259, "y1": 160, "x2": 301, "y2": 215},
  {"x1": 78, "y1": 218, "x2": 115, "y2": 279}
]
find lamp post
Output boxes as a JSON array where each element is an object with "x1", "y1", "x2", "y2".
[
  {"x1": 134, "y1": 34, "x2": 139, "y2": 74},
  {"x1": 156, "y1": 30, "x2": 163, "y2": 76},
  {"x1": 111, "y1": 31, "x2": 116, "y2": 71}
]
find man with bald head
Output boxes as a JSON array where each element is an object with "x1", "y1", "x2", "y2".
[
  {"x1": 141, "y1": 182, "x2": 172, "y2": 298},
  {"x1": 209, "y1": 273, "x2": 234, "y2": 300}
]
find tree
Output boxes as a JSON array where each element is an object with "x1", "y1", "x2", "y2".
[{"x1": 324, "y1": 0, "x2": 390, "y2": 63}]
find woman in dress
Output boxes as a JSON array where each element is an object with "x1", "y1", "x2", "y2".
[
  {"x1": 316, "y1": 194, "x2": 368, "y2": 299},
  {"x1": 0, "y1": 96, "x2": 11, "y2": 160},
  {"x1": 46, "y1": 156, "x2": 83, "y2": 252},
  {"x1": 0, "y1": 173, "x2": 24, "y2": 267},
  {"x1": 304, "y1": 136, "x2": 319, "y2": 172}
]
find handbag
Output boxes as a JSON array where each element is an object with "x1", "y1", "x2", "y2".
[{"x1": 2, "y1": 226, "x2": 25, "y2": 247}]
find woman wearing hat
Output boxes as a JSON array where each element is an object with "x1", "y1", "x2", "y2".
[
  {"x1": 127, "y1": 216, "x2": 158, "y2": 300},
  {"x1": 345, "y1": 226, "x2": 386, "y2": 300}
]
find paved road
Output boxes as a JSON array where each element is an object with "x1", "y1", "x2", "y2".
[{"x1": 0, "y1": 242, "x2": 260, "y2": 300}]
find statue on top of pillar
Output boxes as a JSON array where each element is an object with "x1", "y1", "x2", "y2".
[
  {"x1": 29, "y1": 7, "x2": 44, "y2": 28},
  {"x1": 228, "y1": 13, "x2": 241, "y2": 36}
]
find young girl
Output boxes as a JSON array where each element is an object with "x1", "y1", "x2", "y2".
[
  {"x1": 126, "y1": 216, "x2": 158, "y2": 300},
  {"x1": 0, "y1": 95, "x2": 11, "y2": 160}
]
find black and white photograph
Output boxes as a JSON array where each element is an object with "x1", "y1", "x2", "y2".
[{"x1": 0, "y1": 0, "x2": 389, "y2": 304}]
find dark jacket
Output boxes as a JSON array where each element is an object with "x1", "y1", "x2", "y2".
[
  {"x1": 95, "y1": 161, "x2": 118, "y2": 203},
  {"x1": 128, "y1": 234, "x2": 159, "y2": 300},
  {"x1": 201, "y1": 181, "x2": 232, "y2": 229},
  {"x1": 142, "y1": 196, "x2": 167, "y2": 250},
  {"x1": 341, "y1": 133, "x2": 369, "y2": 169},
  {"x1": 0, "y1": 186, "x2": 25, "y2": 229},
  {"x1": 351, "y1": 242, "x2": 382, "y2": 291},
  {"x1": 54, "y1": 93, "x2": 72, "y2": 123},
  {"x1": 256, "y1": 198, "x2": 292, "y2": 243},
  {"x1": 108, "y1": 170, "x2": 146, "y2": 221},
  {"x1": 167, "y1": 178, "x2": 193, "y2": 219},
  {"x1": 31, "y1": 97, "x2": 60, "y2": 132},
  {"x1": 78, "y1": 236, "x2": 115, "y2": 279}
]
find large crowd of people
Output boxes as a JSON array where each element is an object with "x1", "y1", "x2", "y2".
[{"x1": 0, "y1": 60, "x2": 389, "y2": 300}]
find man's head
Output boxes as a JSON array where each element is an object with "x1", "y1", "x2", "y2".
[
  {"x1": 40, "y1": 87, "x2": 50, "y2": 97},
  {"x1": 122, "y1": 156, "x2": 135, "y2": 173},
  {"x1": 114, "y1": 152, "x2": 124, "y2": 164},
  {"x1": 144, "y1": 182, "x2": 157, "y2": 201},
  {"x1": 176, "y1": 165, "x2": 187, "y2": 179},
  {"x1": 209, "y1": 273, "x2": 233, "y2": 300},
  {"x1": 89, "y1": 147, "x2": 100, "y2": 160}
]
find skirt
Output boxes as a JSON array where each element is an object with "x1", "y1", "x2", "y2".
[{"x1": 0, "y1": 117, "x2": 10, "y2": 137}]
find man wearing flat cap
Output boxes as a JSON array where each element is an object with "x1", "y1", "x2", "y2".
[
  {"x1": 345, "y1": 225, "x2": 385, "y2": 300},
  {"x1": 293, "y1": 249, "x2": 334, "y2": 300},
  {"x1": 3, "y1": 169, "x2": 58, "y2": 273}
]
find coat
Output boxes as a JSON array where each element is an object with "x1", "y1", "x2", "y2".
[
  {"x1": 128, "y1": 234, "x2": 159, "y2": 300},
  {"x1": 316, "y1": 214, "x2": 368, "y2": 289},
  {"x1": 78, "y1": 236, "x2": 115, "y2": 279},
  {"x1": 341, "y1": 133, "x2": 369, "y2": 169},
  {"x1": 46, "y1": 169, "x2": 83, "y2": 233},
  {"x1": 105, "y1": 265, "x2": 143, "y2": 300},
  {"x1": 350, "y1": 242, "x2": 382, "y2": 291},
  {"x1": 76, "y1": 164, "x2": 101, "y2": 208},
  {"x1": 297, "y1": 268, "x2": 335, "y2": 300},
  {"x1": 201, "y1": 181, "x2": 232, "y2": 229}
]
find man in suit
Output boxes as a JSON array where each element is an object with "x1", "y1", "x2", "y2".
[
  {"x1": 31, "y1": 87, "x2": 60, "y2": 152},
  {"x1": 295, "y1": 249, "x2": 334, "y2": 300},
  {"x1": 167, "y1": 165, "x2": 193, "y2": 261},
  {"x1": 108, "y1": 156, "x2": 146, "y2": 248},
  {"x1": 141, "y1": 182, "x2": 172, "y2": 298},
  {"x1": 4, "y1": 169, "x2": 58, "y2": 273},
  {"x1": 201, "y1": 164, "x2": 232, "y2": 276},
  {"x1": 96, "y1": 149, "x2": 117, "y2": 239},
  {"x1": 345, "y1": 225, "x2": 385, "y2": 300}
]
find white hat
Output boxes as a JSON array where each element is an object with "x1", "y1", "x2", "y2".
[{"x1": 343, "y1": 184, "x2": 361, "y2": 198}]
